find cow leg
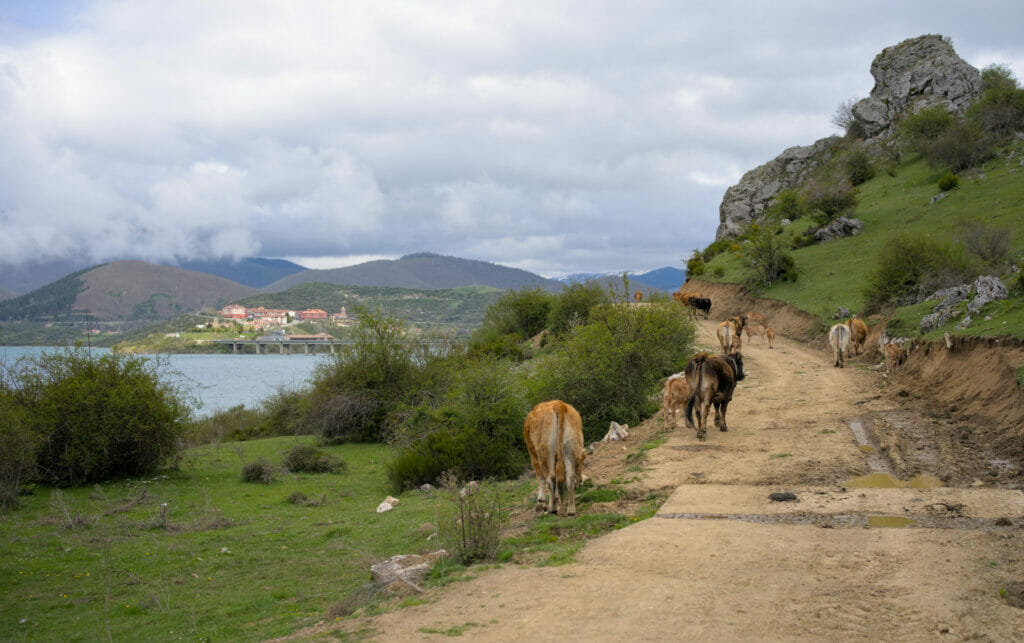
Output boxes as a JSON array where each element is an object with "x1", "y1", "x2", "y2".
[
  {"x1": 698, "y1": 399, "x2": 712, "y2": 441},
  {"x1": 562, "y1": 448, "x2": 578, "y2": 516},
  {"x1": 545, "y1": 476, "x2": 558, "y2": 514},
  {"x1": 718, "y1": 400, "x2": 729, "y2": 432},
  {"x1": 713, "y1": 402, "x2": 723, "y2": 428}
]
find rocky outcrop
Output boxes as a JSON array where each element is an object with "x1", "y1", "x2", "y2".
[
  {"x1": 851, "y1": 35, "x2": 982, "y2": 140},
  {"x1": 919, "y1": 277, "x2": 1008, "y2": 333},
  {"x1": 714, "y1": 35, "x2": 983, "y2": 242},
  {"x1": 813, "y1": 217, "x2": 863, "y2": 242},
  {"x1": 715, "y1": 137, "x2": 840, "y2": 240}
]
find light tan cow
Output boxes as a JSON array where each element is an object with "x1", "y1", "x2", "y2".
[
  {"x1": 717, "y1": 319, "x2": 741, "y2": 353},
  {"x1": 524, "y1": 400, "x2": 585, "y2": 515},
  {"x1": 766, "y1": 327, "x2": 776, "y2": 349},
  {"x1": 745, "y1": 321, "x2": 767, "y2": 344},
  {"x1": 745, "y1": 311, "x2": 768, "y2": 329},
  {"x1": 848, "y1": 316, "x2": 868, "y2": 355},
  {"x1": 662, "y1": 374, "x2": 691, "y2": 427},
  {"x1": 634, "y1": 290, "x2": 643, "y2": 304},
  {"x1": 732, "y1": 333, "x2": 742, "y2": 353},
  {"x1": 829, "y1": 323, "x2": 851, "y2": 368}
]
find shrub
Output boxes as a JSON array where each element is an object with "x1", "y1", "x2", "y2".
[
  {"x1": 0, "y1": 391, "x2": 35, "y2": 510},
  {"x1": 897, "y1": 105, "x2": 954, "y2": 147},
  {"x1": 863, "y1": 234, "x2": 974, "y2": 312},
  {"x1": 743, "y1": 225, "x2": 797, "y2": 288},
  {"x1": 241, "y1": 458, "x2": 275, "y2": 484},
  {"x1": 9, "y1": 350, "x2": 189, "y2": 487},
  {"x1": 546, "y1": 281, "x2": 610, "y2": 337},
  {"x1": 954, "y1": 217, "x2": 1012, "y2": 267},
  {"x1": 435, "y1": 472, "x2": 507, "y2": 565},
  {"x1": 701, "y1": 239, "x2": 732, "y2": 263},
  {"x1": 937, "y1": 172, "x2": 959, "y2": 191},
  {"x1": 282, "y1": 444, "x2": 345, "y2": 474},
  {"x1": 530, "y1": 302, "x2": 695, "y2": 442},
  {"x1": 800, "y1": 178, "x2": 857, "y2": 225},
  {"x1": 386, "y1": 356, "x2": 529, "y2": 490},
  {"x1": 969, "y1": 64, "x2": 1024, "y2": 140},
  {"x1": 843, "y1": 148, "x2": 876, "y2": 186},
  {"x1": 920, "y1": 119, "x2": 994, "y2": 172},
  {"x1": 187, "y1": 404, "x2": 263, "y2": 444},
  {"x1": 712, "y1": 266, "x2": 725, "y2": 278},
  {"x1": 766, "y1": 189, "x2": 805, "y2": 222},
  {"x1": 466, "y1": 326, "x2": 527, "y2": 362},
  {"x1": 250, "y1": 388, "x2": 312, "y2": 439},
  {"x1": 479, "y1": 287, "x2": 554, "y2": 340},
  {"x1": 686, "y1": 252, "x2": 706, "y2": 278}
]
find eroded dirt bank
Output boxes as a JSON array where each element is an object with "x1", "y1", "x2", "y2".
[{"x1": 286, "y1": 317, "x2": 1024, "y2": 642}]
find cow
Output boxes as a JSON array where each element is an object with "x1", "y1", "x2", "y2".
[
  {"x1": 685, "y1": 352, "x2": 745, "y2": 441},
  {"x1": 732, "y1": 333, "x2": 742, "y2": 353},
  {"x1": 848, "y1": 316, "x2": 868, "y2": 355},
  {"x1": 717, "y1": 320, "x2": 738, "y2": 353},
  {"x1": 828, "y1": 323, "x2": 851, "y2": 368},
  {"x1": 766, "y1": 327, "x2": 776, "y2": 349},
  {"x1": 727, "y1": 314, "x2": 747, "y2": 338},
  {"x1": 746, "y1": 311, "x2": 768, "y2": 329},
  {"x1": 634, "y1": 290, "x2": 643, "y2": 304},
  {"x1": 661, "y1": 373, "x2": 691, "y2": 427},
  {"x1": 884, "y1": 342, "x2": 906, "y2": 374},
  {"x1": 745, "y1": 321, "x2": 767, "y2": 344},
  {"x1": 523, "y1": 400, "x2": 585, "y2": 515},
  {"x1": 673, "y1": 289, "x2": 702, "y2": 305},
  {"x1": 688, "y1": 297, "x2": 712, "y2": 319}
]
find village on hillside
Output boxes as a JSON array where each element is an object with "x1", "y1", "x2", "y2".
[{"x1": 215, "y1": 304, "x2": 353, "y2": 331}]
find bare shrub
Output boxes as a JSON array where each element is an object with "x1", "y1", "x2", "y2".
[
  {"x1": 282, "y1": 444, "x2": 345, "y2": 474},
  {"x1": 435, "y1": 472, "x2": 507, "y2": 565},
  {"x1": 955, "y1": 218, "x2": 1013, "y2": 267}
]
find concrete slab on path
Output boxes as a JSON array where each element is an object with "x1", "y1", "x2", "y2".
[{"x1": 659, "y1": 484, "x2": 1024, "y2": 520}]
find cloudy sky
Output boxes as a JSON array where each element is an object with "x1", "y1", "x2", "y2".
[{"x1": 1, "y1": 1, "x2": 1022, "y2": 278}]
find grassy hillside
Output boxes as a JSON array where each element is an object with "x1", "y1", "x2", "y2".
[
  {"x1": 0, "y1": 435, "x2": 654, "y2": 640},
  {"x1": 0, "y1": 267, "x2": 92, "y2": 322},
  {"x1": 701, "y1": 142, "x2": 1024, "y2": 340}
]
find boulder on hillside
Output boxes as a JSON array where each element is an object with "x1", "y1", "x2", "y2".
[{"x1": 813, "y1": 217, "x2": 863, "y2": 242}]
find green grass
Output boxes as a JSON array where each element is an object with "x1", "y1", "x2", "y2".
[
  {"x1": 703, "y1": 145, "x2": 1024, "y2": 338},
  {"x1": 0, "y1": 437, "x2": 664, "y2": 640}
]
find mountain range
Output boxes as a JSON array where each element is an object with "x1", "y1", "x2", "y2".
[{"x1": 0, "y1": 253, "x2": 681, "y2": 325}]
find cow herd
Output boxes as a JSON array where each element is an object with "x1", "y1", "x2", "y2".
[{"x1": 525, "y1": 290, "x2": 900, "y2": 516}]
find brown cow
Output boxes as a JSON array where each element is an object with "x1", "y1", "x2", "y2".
[
  {"x1": 848, "y1": 316, "x2": 868, "y2": 355},
  {"x1": 634, "y1": 290, "x2": 643, "y2": 304},
  {"x1": 672, "y1": 290, "x2": 702, "y2": 306},
  {"x1": 732, "y1": 333, "x2": 742, "y2": 353},
  {"x1": 766, "y1": 327, "x2": 776, "y2": 349},
  {"x1": 662, "y1": 373, "x2": 691, "y2": 427},
  {"x1": 524, "y1": 400, "x2": 585, "y2": 515},
  {"x1": 685, "y1": 352, "x2": 746, "y2": 441},
  {"x1": 727, "y1": 314, "x2": 747, "y2": 337},
  {"x1": 884, "y1": 342, "x2": 906, "y2": 374}
]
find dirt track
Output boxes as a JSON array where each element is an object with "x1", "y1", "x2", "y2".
[{"x1": 292, "y1": 319, "x2": 1024, "y2": 641}]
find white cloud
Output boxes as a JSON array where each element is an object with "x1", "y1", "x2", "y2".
[{"x1": 0, "y1": 1, "x2": 1022, "y2": 277}]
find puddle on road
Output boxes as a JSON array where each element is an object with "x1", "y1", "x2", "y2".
[
  {"x1": 846, "y1": 419, "x2": 893, "y2": 474},
  {"x1": 867, "y1": 515, "x2": 918, "y2": 528}
]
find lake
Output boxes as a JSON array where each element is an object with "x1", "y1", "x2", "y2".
[{"x1": 0, "y1": 346, "x2": 329, "y2": 417}]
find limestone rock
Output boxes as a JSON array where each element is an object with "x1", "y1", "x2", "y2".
[
  {"x1": 851, "y1": 35, "x2": 982, "y2": 140},
  {"x1": 813, "y1": 217, "x2": 863, "y2": 242},
  {"x1": 715, "y1": 137, "x2": 840, "y2": 240},
  {"x1": 370, "y1": 550, "x2": 448, "y2": 595},
  {"x1": 968, "y1": 276, "x2": 1008, "y2": 314}
]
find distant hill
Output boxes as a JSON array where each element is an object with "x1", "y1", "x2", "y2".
[
  {"x1": 175, "y1": 257, "x2": 307, "y2": 288},
  {"x1": 0, "y1": 258, "x2": 89, "y2": 295},
  {"x1": 263, "y1": 252, "x2": 564, "y2": 293},
  {"x1": 558, "y1": 267, "x2": 683, "y2": 292},
  {"x1": 0, "y1": 261, "x2": 256, "y2": 322},
  {"x1": 632, "y1": 268, "x2": 686, "y2": 291},
  {"x1": 0, "y1": 287, "x2": 15, "y2": 301}
]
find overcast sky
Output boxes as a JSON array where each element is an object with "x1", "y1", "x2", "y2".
[{"x1": 1, "y1": 1, "x2": 1022, "y2": 278}]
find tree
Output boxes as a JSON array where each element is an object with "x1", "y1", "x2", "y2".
[{"x1": 743, "y1": 225, "x2": 797, "y2": 289}]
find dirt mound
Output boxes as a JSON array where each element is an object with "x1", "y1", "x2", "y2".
[{"x1": 678, "y1": 279, "x2": 820, "y2": 340}]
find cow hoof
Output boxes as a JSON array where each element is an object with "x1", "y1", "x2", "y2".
[{"x1": 720, "y1": 426, "x2": 728, "y2": 432}]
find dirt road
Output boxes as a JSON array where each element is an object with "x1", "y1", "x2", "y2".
[{"x1": 296, "y1": 320, "x2": 1024, "y2": 641}]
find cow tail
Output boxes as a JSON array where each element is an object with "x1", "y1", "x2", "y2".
[
  {"x1": 554, "y1": 403, "x2": 566, "y2": 487},
  {"x1": 685, "y1": 355, "x2": 706, "y2": 429}
]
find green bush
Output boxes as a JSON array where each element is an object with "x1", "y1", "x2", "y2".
[
  {"x1": 743, "y1": 224, "x2": 798, "y2": 288},
  {"x1": 954, "y1": 217, "x2": 1013, "y2": 267},
  {"x1": 479, "y1": 287, "x2": 554, "y2": 340},
  {"x1": 863, "y1": 234, "x2": 975, "y2": 313},
  {"x1": 920, "y1": 119, "x2": 994, "y2": 172},
  {"x1": 241, "y1": 458, "x2": 275, "y2": 484},
  {"x1": 435, "y1": 473, "x2": 507, "y2": 565},
  {"x1": 187, "y1": 404, "x2": 263, "y2": 444},
  {"x1": 8, "y1": 350, "x2": 189, "y2": 487},
  {"x1": 0, "y1": 391, "x2": 35, "y2": 510},
  {"x1": 843, "y1": 148, "x2": 876, "y2": 186},
  {"x1": 800, "y1": 178, "x2": 857, "y2": 225},
  {"x1": 530, "y1": 302, "x2": 695, "y2": 442},
  {"x1": 282, "y1": 444, "x2": 345, "y2": 474},
  {"x1": 897, "y1": 105, "x2": 955, "y2": 147},
  {"x1": 546, "y1": 281, "x2": 610, "y2": 336},
  {"x1": 937, "y1": 172, "x2": 959, "y2": 191},
  {"x1": 969, "y1": 64, "x2": 1024, "y2": 140},
  {"x1": 766, "y1": 189, "x2": 805, "y2": 222},
  {"x1": 686, "y1": 252, "x2": 706, "y2": 278},
  {"x1": 712, "y1": 266, "x2": 726, "y2": 278},
  {"x1": 386, "y1": 356, "x2": 529, "y2": 491},
  {"x1": 249, "y1": 388, "x2": 312, "y2": 439},
  {"x1": 701, "y1": 239, "x2": 732, "y2": 263},
  {"x1": 466, "y1": 326, "x2": 527, "y2": 362}
]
